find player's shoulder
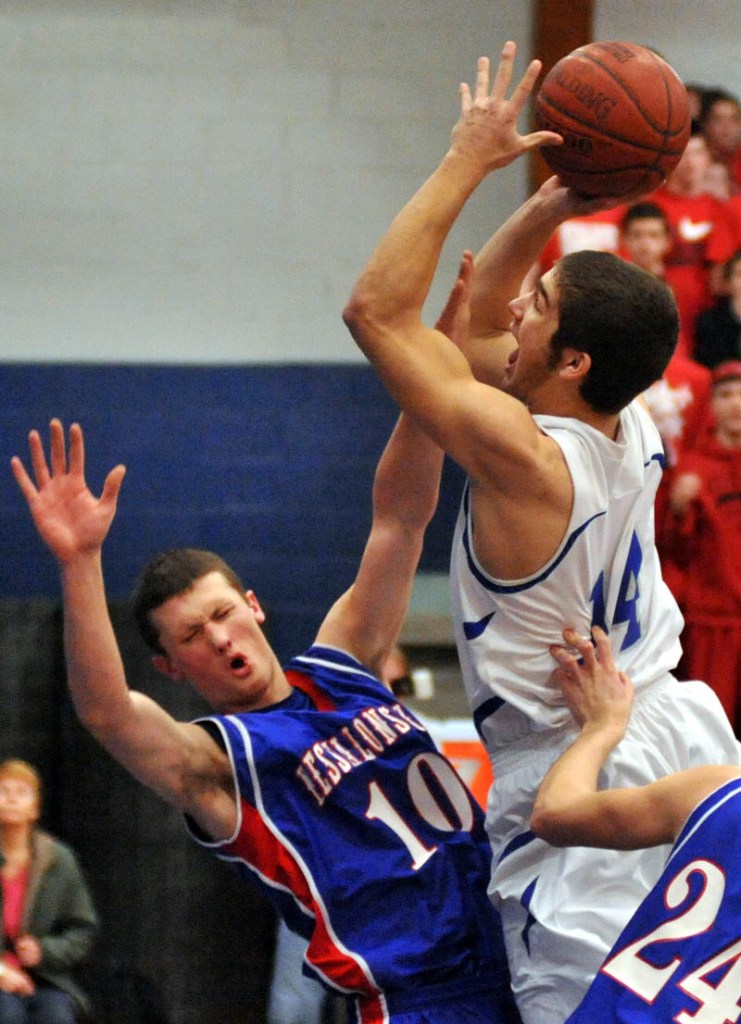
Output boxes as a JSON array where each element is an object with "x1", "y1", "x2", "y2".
[{"x1": 288, "y1": 645, "x2": 388, "y2": 696}]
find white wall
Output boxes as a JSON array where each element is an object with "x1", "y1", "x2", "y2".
[
  {"x1": 5, "y1": 2, "x2": 739, "y2": 364},
  {"x1": 0, "y1": 1, "x2": 531, "y2": 363},
  {"x1": 595, "y1": 1, "x2": 741, "y2": 88}
]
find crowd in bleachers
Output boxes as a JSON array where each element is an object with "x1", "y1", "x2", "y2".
[{"x1": 533, "y1": 82, "x2": 741, "y2": 734}]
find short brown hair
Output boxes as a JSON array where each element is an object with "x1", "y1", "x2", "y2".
[
  {"x1": 551, "y1": 251, "x2": 678, "y2": 414},
  {"x1": 132, "y1": 548, "x2": 246, "y2": 653}
]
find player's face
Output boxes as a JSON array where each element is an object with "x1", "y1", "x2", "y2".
[
  {"x1": 150, "y1": 571, "x2": 290, "y2": 712},
  {"x1": 0, "y1": 777, "x2": 39, "y2": 828},
  {"x1": 622, "y1": 219, "x2": 671, "y2": 274},
  {"x1": 504, "y1": 268, "x2": 561, "y2": 405},
  {"x1": 712, "y1": 379, "x2": 741, "y2": 440},
  {"x1": 669, "y1": 136, "x2": 711, "y2": 192},
  {"x1": 704, "y1": 100, "x2": 741, "y2": 154}
]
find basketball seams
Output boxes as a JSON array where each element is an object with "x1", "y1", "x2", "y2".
[
  {"x1": 566, "y1": 53, "x2": 686, "y2": 138},
  {"x1": 535, "y1": 40, "x2": 690, "y2": 197},
  {"x1": 537, "y1": 93, "x2": 687, "y2": 156}
]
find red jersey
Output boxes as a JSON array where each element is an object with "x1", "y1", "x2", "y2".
[
  {"x1": 646, "y1": 188, "x2": 726, "y2": 353},
  {"x1": 538, "y1": 207, "x2": 626, "y2": 273},
  {"x1": 664, "y1": 434, "x2": 741, "y2": 618},
  {"x1": 706, "y1": 193, "x2": 741, "y2": 265}
]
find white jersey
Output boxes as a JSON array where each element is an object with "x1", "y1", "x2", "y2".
[
  {"x1": 450, "y1": 399, "x2": 683, "y2": 753},
  {"x1": 450, "y1": 399, "x2": 741, "y2": 1024}
]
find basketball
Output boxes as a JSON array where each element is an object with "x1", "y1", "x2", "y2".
[{"x1": 534, "y1": 41, "x2": 691, "y2": 197}]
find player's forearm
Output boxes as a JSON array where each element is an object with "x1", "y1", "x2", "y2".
[
  {"x1": 531, "y1": 724, "x2": 622, "y2": 845},
  {"x1": 372, "y1": 414, "x2": 444, "y2": 530},
  {"x1": 59, "y1": 553, "x2": 134, "y2": 736},
  {"x1": 469, "y1": 184, "x2": 574, "y2": 339}
]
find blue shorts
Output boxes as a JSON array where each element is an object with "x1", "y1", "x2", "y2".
[{"x1": 348, "y1": 975, "x2": 521, "y2": 1024}]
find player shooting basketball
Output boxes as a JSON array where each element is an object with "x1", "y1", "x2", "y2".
[{"x1": 343, "y1": 40, "x2": 740, "y2": 1024}]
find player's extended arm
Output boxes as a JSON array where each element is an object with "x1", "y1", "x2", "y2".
[
  {"x1": 531, "y1": 627, "x2": 740, "y2": 849},
  {"x1": 10, "y1": 421, "x2": 223, "y2": 813},
  {"x1": 343, "y1": 44, "x2": 563, "y2": 479},
  {"x1": 317, "y1": 254, "x2": 474, "y2": 678}
]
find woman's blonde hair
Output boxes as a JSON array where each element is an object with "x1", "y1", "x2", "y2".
[{"x1": 0, "y1": 759, "x2": 42, "y2": 805}]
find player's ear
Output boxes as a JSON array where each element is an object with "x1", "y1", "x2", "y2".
[
  {"x1": 152, "y1": 654, "x2": 185, "y2": 682},
  {"x1": 245, "y1": 590, "x2": 266, "y2": 624},
  {"x1": 559, "y1": 348, "x2": 591, "y2": 380}
]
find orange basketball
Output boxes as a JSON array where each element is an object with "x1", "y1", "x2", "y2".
[{"x1": 534, "y1": 41, "x2": 691, "y2": 197}]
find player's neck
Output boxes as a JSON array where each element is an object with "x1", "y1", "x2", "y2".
[{"x1": 531, "y1": 389, "x2": 621, "y2": 440}]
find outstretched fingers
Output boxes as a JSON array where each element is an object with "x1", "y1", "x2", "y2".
[
  {"x1": 435, "y1": 250, "x2": 474, "y2": 346},
  {"x1": 10, "y1": 453, "x2": 38, "y2": 505},
  {"x1": 100, "y1": 463, "x2": 127, "y2": 510},
  {"x1": 27, "y1": 429, "x2": 51, "y2": 489},
  {"x1": 508, "y1": 57, "x2": 543, "y2": 114},
  {"x1": 489, "y1": 42, "x2": 515, "y2": 101},
  {"x1": 49, "y1": 418, "x2": 68, "y2": 478},
  {"x1": 68, "y1": 422, "x2": 85, "y2": 478},
  {"x1": 475, "y1": 55, "x2": 493, "y2": 103}
]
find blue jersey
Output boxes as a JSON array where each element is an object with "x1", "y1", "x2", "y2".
[
  {"x1": 186, "y1": 646, "x2": 514, "y2": 1022},
  {"x1": 566, "y1": 777, "x2": 741, "y2": 1024}
]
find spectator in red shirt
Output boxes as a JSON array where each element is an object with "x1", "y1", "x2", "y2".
[
  {"x1": 646, "y1": 130, "x2": 727, "y2": 355},
  {"x1": 661, "y1": 360, "x2": 741, "y2": 733},
  {"x1": 699, "y1": 88, "x2": 741, "y2": 200},
  {"x1": 620, "y1": 202, "x2": 713, "y2": 603}
]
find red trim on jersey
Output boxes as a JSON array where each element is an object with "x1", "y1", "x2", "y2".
[
  {"x1": 225, "y1": 796, "x2": 380, "y2": 998},
  {"x1": 357, "y1": 993, "x2": 389, "y2": 1024},
  {"x1": 286, "y1": 669, "x2": 338, "y2": 711}
]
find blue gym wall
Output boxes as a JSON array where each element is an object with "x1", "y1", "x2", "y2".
[{"x1": 0, "y1": 363, "x2": 464, "y2": 661}]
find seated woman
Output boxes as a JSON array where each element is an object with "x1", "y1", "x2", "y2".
[{"x1": 0, "y1": 759, "x2": 98, "y2": 1023}]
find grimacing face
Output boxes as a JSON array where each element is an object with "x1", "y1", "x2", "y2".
[{"x1": 149, "y1": 571, "x2": 289, "y2": 712}]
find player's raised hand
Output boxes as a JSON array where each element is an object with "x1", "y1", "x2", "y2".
[
  {"x1": 550, "y1": 626, "x2": 633, "y2": 736},
  {"x1": 450, "y1": 43, "x2": 562, "y2": 172},
  {"x1": 11, "y1": 420, "x2": 126, "y2": 563},
  {"x1": 435, "y1": 250, "x2": 474, "y2": 350}
]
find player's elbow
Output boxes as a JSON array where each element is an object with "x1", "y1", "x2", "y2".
[
  {"x1": 343, "y1": 281, "x2": 408, "y2": 357},
  {"x1": 530, "y1": 797, "x2": 572, "y2": 847},
  {"x1": 343, "y1": 286, "x2": 379, "y2": 354}
]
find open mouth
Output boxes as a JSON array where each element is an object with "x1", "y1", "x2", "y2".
[{"x1": 230, "y1": 656, "x2": 246, "y2": 671}]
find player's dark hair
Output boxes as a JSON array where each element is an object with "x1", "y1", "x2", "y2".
[
  {"x1": 132, "y1": 548, "x2": 246, "y2": 653},
  {"x1": 620, "y1": 202, "x2": 670, "y2": 233},
  {"x1": 550, "y1": 250, "x2": 678, "y2": 415},
  {"x1": 699, "y1": 87, "x2": 741, "y2": 127}
]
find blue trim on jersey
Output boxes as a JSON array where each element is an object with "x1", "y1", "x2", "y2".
[
  {"x1": 520, "y1": 877, "x2": 538, "y2": 956},
  {"x1": 292, "y1": 644, "x2": 378, "y2": 678},
  {"x1": 667, "y1": 777, "x2": 741, "y2": 867},
  {"x1": 473, "y1": 696, "x2": 505, "y2": 740},
  {"x1": 497, "y1": 829, "x2": 537, "y2": 865},
  {"x1": 460, "y1": 482, "x2": 607, "y2": 595},
  {"x1": 644, "y1": 451, "x2": 666, "y2": 470},
  {"x1": 463, "y1": 611, "x2": 496, "y2": 640}
]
